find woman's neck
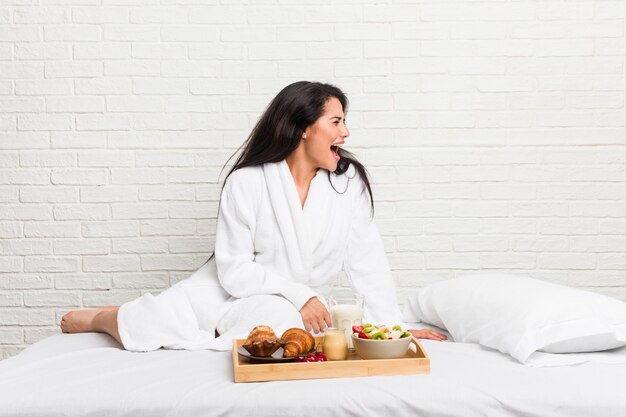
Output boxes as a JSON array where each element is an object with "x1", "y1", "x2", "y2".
[{"x1": 285, "y1": 149, "x2": 319, "y2": 188}]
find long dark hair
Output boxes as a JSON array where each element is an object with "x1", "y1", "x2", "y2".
[{"x1": 204, "y1": 81, "x2": 374, "y2": 264}]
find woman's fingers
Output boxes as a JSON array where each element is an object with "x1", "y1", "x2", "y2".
[
  {"x1": 311, "y1": 313, "x2": 330, "y2": 334},
  {"x1": 427, "y1": 331, "x2": 447, "y2": 341},
  {"x1": 305, "y1": 318, "x2": 325, "y2": 334},
  {"x1": 409, "y1": 328, "x2": 448, "y2": 341},
  {"x1": 431, "y1": 333, "x2": 447, "y2": 341},
  {"x1": 313, "y1": 321, "x2": 322, "y2": 334},
  {"x1": 299, "y1": 296, "x2": 332, "y2": 334},
  {"x1": 324, "y1": 310, "x2": 332, "y2": 329},
  {"x1": 426, "y1": 330, "x2": 446, "y2": 340}
]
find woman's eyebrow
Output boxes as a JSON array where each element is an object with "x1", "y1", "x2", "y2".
[{"x1": 330, "y1": 116, "x2": 345, "y2": 120}]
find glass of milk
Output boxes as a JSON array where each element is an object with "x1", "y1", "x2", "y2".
[{"x1": 328, "y1": 294, "x2": 364, "y2": 349}]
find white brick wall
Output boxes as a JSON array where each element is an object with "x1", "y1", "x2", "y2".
[{"x1": 1, "y1": 0, "x2": 626, "y2": 359}]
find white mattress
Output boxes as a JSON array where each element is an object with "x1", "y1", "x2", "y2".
[{"x1": 1, "y1": 328, "x2": 625, "y2": 417}]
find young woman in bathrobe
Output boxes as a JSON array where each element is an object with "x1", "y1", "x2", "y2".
[{"x1": 60, "y1": 81, "x2": 446, "y2": 351}]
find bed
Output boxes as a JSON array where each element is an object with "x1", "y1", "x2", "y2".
[{"x1": 1, "y1": 324, "x2": 625, "y2": 417}]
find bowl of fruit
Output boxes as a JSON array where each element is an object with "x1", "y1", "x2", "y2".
[{"x1": 351, "y1": 324, "x2": 413, "y2": 359}]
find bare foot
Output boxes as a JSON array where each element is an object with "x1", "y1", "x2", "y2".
[{"x1": 60, "y1": 306, "x2": 116, "y2": 334}]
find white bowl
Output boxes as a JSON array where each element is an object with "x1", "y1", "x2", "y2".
[{"x1": 352, "y1": 334, "x2": 412, "y2": 359}]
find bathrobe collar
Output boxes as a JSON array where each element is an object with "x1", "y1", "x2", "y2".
[{"x1": 262, "y1": 160, "x2": 329, "y2": 279}]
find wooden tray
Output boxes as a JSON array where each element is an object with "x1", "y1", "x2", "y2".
[{"x1": 232, "y1": 336, "x2": 430, "y2": 383}]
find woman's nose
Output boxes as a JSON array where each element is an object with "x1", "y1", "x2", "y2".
[{"x1": 342, "y1": 125, "x2": 350, "y2": 138}]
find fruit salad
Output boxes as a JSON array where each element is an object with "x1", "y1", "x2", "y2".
[{"x1": 352, "y1": 324, "x2": 411, "y2": 340}]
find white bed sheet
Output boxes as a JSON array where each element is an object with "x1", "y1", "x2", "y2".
[{"x1": 1, "y1": 326, "x2": 625, "y2": 417}]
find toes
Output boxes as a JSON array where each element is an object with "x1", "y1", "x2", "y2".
[{"x1": 60, "y1": 314, "x2": 72, "y2": 333}]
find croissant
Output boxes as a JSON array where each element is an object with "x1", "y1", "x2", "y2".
[
  {"x1": 281, "y1": 328, "x2": 315, "y2": 357},
  {"x1": 242, "y1": 325, "x2": 282, "y2": 357}
]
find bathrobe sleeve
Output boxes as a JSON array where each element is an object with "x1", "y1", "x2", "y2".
[
  {"x1": 214, "y1": 173, "x2": 318, "y2": 311},
  {"x1": 343, "y1": 178, "x2": 407, "y2": 327}
]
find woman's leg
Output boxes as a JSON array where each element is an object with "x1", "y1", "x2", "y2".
[
  {"x1": 59, "y1": 261, "x2": 229, "y2": 352},
  {"x1": 60, "y1": 306, "x2": 122, "y2": 345},
  {"x1": 216, "y1": 294, "x2": 303, "y2": 340}
]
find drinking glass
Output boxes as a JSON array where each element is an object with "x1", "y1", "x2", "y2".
[
  {"x1": 328, "y1": 293, "x2": 364, "y2": 349},
  {"x1": 322, "y1": 327, "x2": 349, "y2": 361}
]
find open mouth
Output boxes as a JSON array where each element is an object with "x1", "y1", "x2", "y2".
[{"x1": 330, "y1": 145, "x2": 340, "y2": 161}]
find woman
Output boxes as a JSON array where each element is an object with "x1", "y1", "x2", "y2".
[{"x1": 61, "y1": 81, "x2": 446, "y2": 351}]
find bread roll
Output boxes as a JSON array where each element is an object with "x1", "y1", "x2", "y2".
[
  {"x1": 242, "y1": 325, "x2": 282, "y2": 357},
  {"x1": 281, "y1": 328, "x2": 315, "y2": 357}
]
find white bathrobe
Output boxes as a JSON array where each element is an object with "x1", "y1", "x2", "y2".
[{"x1": 118, "y1": 159, "x2": 405, "y2": 352}]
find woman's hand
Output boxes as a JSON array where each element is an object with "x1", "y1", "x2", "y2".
[
  {"x1": 409, "y1": 328, "x2": 447, "y2": 341},
  {"x1": 299, "y1": 297, "x2": 332, "y2": 334}
]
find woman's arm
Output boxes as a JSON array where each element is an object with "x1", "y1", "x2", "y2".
[
  {"x1": 214, "y1": 173, "x2": 317, "y2": 311},
  {"x1": 344, "y1": 178, "x2": 446, "y2": 341},
  {"x1": 343, "y1": 178, "x2": 406, "y2": 326}
]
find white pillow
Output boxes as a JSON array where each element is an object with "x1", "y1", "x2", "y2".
[{"x1": 402, "y1": 274, "x2": 626, "y2": 365}]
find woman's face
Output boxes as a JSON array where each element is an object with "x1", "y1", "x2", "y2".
[{"x1": 302, "y1": 97, "x2": 350, "y2": 172}]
